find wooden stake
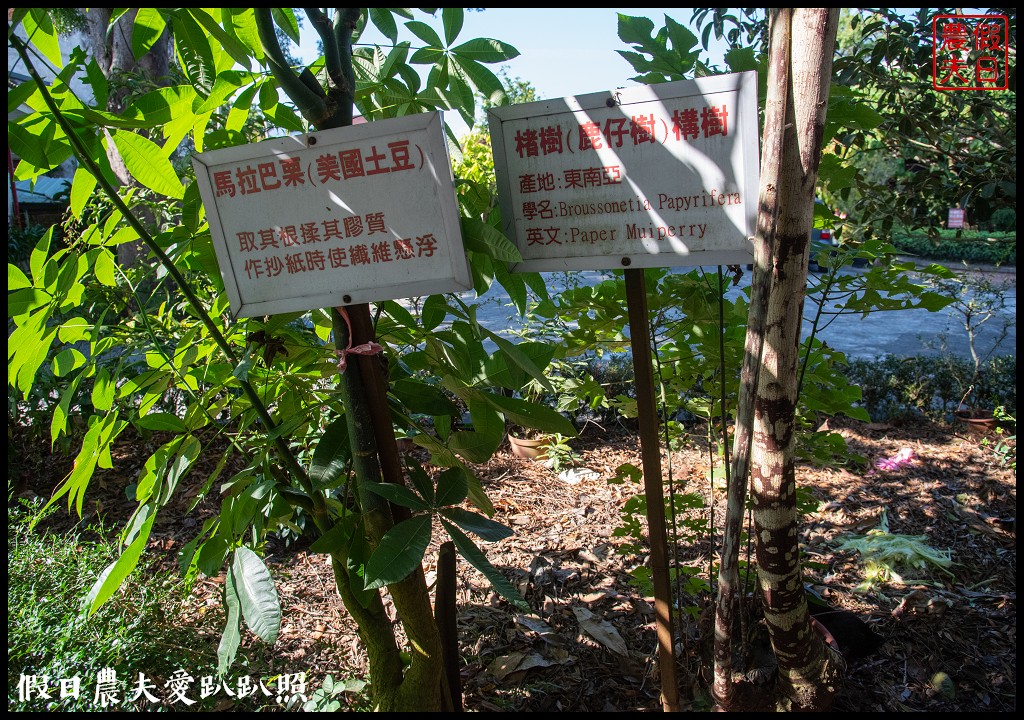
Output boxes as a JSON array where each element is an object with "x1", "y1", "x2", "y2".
[{"x1": 624, "y1": 268, "x2": 679, "y2": 712}]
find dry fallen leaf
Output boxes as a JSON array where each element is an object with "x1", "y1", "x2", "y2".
[{"x1": 572, "y1": 606, "x2": 628, "y2": 656}]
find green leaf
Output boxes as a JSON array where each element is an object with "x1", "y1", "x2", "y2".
[
  {"x1": 7, "y1": 75, "x2": 39, "y2": 114},
  {"x1": 448, "y1": 429, "x2": 500, "y2": 464},
  {"x1": 52, "y1": 348, "x2": 85, "y2": 377},
  {"x1": 724, "y1": 46, "x2": 757, "y2": 72},
  {"x1": 390, "y1": 379, "x2": 458, "y2": 415},
  {"x1": 123, "y1": 85, "x2": 198, "y2": 125},
  {"x1": 84, "y1": 506, "x2": 156, "y2": 616},
  {"x1": 224, "y1": 9, "x2": 263, "y2": 61},
  {"x1": 7, "y1": 288, "x2": 51, "y2": 319},
  {"x1": 92, "y1": 366, "x2": 115, "y2": 412},
  {"x1": 433, "y1": 467, "x2": 469, "y2": 508},
  {"x1": 450, "y1": 56, "x2": 505, "y2": 101},
  {"x1": 441, "y1": 507, "x2": 513, "y2": 541},
  {"x1": 405, "y1": 20, "x2": 444, "y2": 49},
  {"x1": 421, "y1": 294, "x2": 449, "y2": 331},
  {"x1": 111, "y1": 130, "x2": 184, "y2": 199},
  {"x1": 182, "y1": 181, "x2": 204, "y2": 234},
  {"x1": 136, "y1": 412, "x2": 189, "y2": 433},
  {"x1": 461, "y1": 217, "x2": 521, "y2": 262},
  {"x1": 132, "y1": 8, "x2": 168, "y2": 60},
  {"x1": 617, "y1": 14, "x2": 657, "y2": 48},
  {"x1": 363, "y1": 515, "x2": 432, "y2": 590},
  {"x1": 441, "y1": 7, "x2": 465, "y2": 46},
  {"x1": 24, "y1": 9, "x2": 63, "y2": 69},
  {"x1": 232, "y1": 547, "x2": 281, "y2": 644},
  {"x1": 197, "y1": 535, "x2": 229, "y2": 576},
  {"x1": 271, "y1": 8, "x2": 301, "y2": 43},
  {"x1": 369, "y1": 8, "x2": 399, "y2": 44},
  {"x1": 10, "y1": 315, "x2": 57, "y2": 397},
  {"x1": 172, "y1": 11, "x2": 217, "y2": 95},
  {"x1": 450, "y1": 38, "x2": 520, "y2": 63},
  {"x1": 94, "y1": 248, "x2": 117, "y2": 287},
  {"x1": 8, "y1": 264, "x2": 30, "y2": 291},
  {"x1": 309, "y1": 515, "x2": 357, "y2": 555},
  {"x1": 309, "y1": 416, "x2": 350, "y2": 489},
  {"x1": 365, "y1": 481, "x2": 430, "y2": 511},
  {"x1": 69, "y1": 166, "x2": 99, "y2": 221},
  {"x1": 480, "y1": 340, "x2": 556, "y2": 391},
  {"x1": 440, "y1": 519, "x2": 528, "y2": 610},
  {"x1": 218, "y1": 566, "x2": 243, "y2": 676},
  {"x1": 190, "y1": 9, "x2": 252, "y2": 70},
  {"x1": 482, "y1": 393, "x2": 576, "y2": 437},
  {"x1": 8, "y1": 121, "x2": 68, "y2": 174},
  {"x1": 84, "y1": 57, "x2": 109, "y2": 108}
]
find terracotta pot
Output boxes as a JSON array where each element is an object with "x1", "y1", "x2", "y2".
[
  {"x1": 954, "y1": 409, "x2": 998, "y2": 435},
  {"x1": 507, "y1": 433, "x2": 550, "y2": 461}
]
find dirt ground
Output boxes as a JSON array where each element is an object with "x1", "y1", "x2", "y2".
[{"x1": 10, "y1": 412, "x2": 1016, "y2": 712}]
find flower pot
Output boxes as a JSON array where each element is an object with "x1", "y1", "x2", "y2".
[
  {"x1": 954, "y1": 409, "x2": 998, "y2": 435},
  {"x1": 507, "y1": 433, "x2": 551, "y2": 461}
]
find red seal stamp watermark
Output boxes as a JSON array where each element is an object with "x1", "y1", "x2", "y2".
[{"x1": 932, "y1": 14, "x2": 1009, "y2": 90}]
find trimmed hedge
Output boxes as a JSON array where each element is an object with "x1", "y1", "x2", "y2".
[
  {"x1": 890, "y1": 231, "x2": 1016, "y2": 267},
  {"x1": 842, "y1": 353, "x2": 1016, "y2": 423}
]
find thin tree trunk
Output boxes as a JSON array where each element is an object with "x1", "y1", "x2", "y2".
[
  {"x1": 715, "y1": 7, "x2": 845, "y2": 712},
  {"x1": 749, "y1": 8, "x2": 845, "y2": 712},
  {"x1": 85, "y1": 8, "x2": 173, "y2": 269},
  {"x1": 712, "y1": 6, "x2": 792, "y2": 708}
]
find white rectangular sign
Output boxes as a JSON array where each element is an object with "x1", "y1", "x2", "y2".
[
  {"x1": 192, "y1": 112, "x2": 469, "y2": 317},
  {"x1": 488, "y1": 72, "x2": 759, "y2": 272}
]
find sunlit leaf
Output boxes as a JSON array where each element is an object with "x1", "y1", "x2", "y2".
[
  {"x1": 232, "y1": 547, "x2": 281, "y2": 644},
  {"x1": 110, "y1": 130, "x2": 184, "y2": 199},
  {"x1": 363, "y1": 515, "x2": 432, "y2": 590}
]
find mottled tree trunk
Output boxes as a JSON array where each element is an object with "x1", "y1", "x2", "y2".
[{"x1": 715, "y1": 7, "x2": 844, "y2": 712}]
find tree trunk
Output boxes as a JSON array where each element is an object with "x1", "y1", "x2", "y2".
[
  {"x1": 84, "y1": 9, "x2": 173, "y2": 269},
  {"x1": 716, "y1": 8, "x2": 845, "y2": 712},
  {"x1": 259, "y1": 9, "x2": 446, "y2": 711}
]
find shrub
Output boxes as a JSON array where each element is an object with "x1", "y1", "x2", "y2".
[
  {"x1": 8, "y1": 223, "x2": 57, "y2": 269},
  {"x1": 890, "y1": 231, "x2": 1016, "y2": 266},
  {"x1": 843, "y1": 353, "x2": 1016, "y2": 422},
  {"x1": 989, "y1": 208, "x2": 1016, "y2": 232}
]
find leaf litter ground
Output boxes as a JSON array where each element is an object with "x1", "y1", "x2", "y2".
[{"x1": 10, "y1": 414, "x2": 1015, "y2": 712}]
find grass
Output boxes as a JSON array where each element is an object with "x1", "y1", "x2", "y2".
[{"x1": 6, "y1": 499, "x2": 285, "y2": 712}]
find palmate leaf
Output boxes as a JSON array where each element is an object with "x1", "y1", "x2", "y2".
[
  {"x1": 171, "y1": 10, "x2": 216, "y2": 95},
  {"x1": 450, "y1": 38, "x2": 520, "y2": 63},
  {"x1": 461, "y1": 217, "x2": 522, "y2": 262},
  {"x1": 441, "y1": 507, "x2": 513, "y2": 542},
  {"x1": 369, "y1": 8, "x2": 399, "y2": 44},
  {"x1": 441, "y1": 7, "x2": 465, "y2": 46},
  {"x1": 440, "y1": 519, "x2": 527, "y2": 611},
  {"x1": 482, "y1": 392, "x2": 576, "y2": 437},
  {"x1": 232, "y1": 547, "x2": 282, "y2": 644},
  {"x1": 23, "y1": 9, "x2": 63, "y2": 69},
  {"x1": 363, "y1": 515, "x2": 432, "y2": 590},
  {"x1": 365, "y1": 480, "x2": 430, "y2": 511}
]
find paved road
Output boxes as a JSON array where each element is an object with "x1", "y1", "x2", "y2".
[
  {"x1": 469, "y1": 261, "x2": 1016, "y2": 363},
  {"x1": 802, "y1": 261, "x2": 1015, "y2": 361}
]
